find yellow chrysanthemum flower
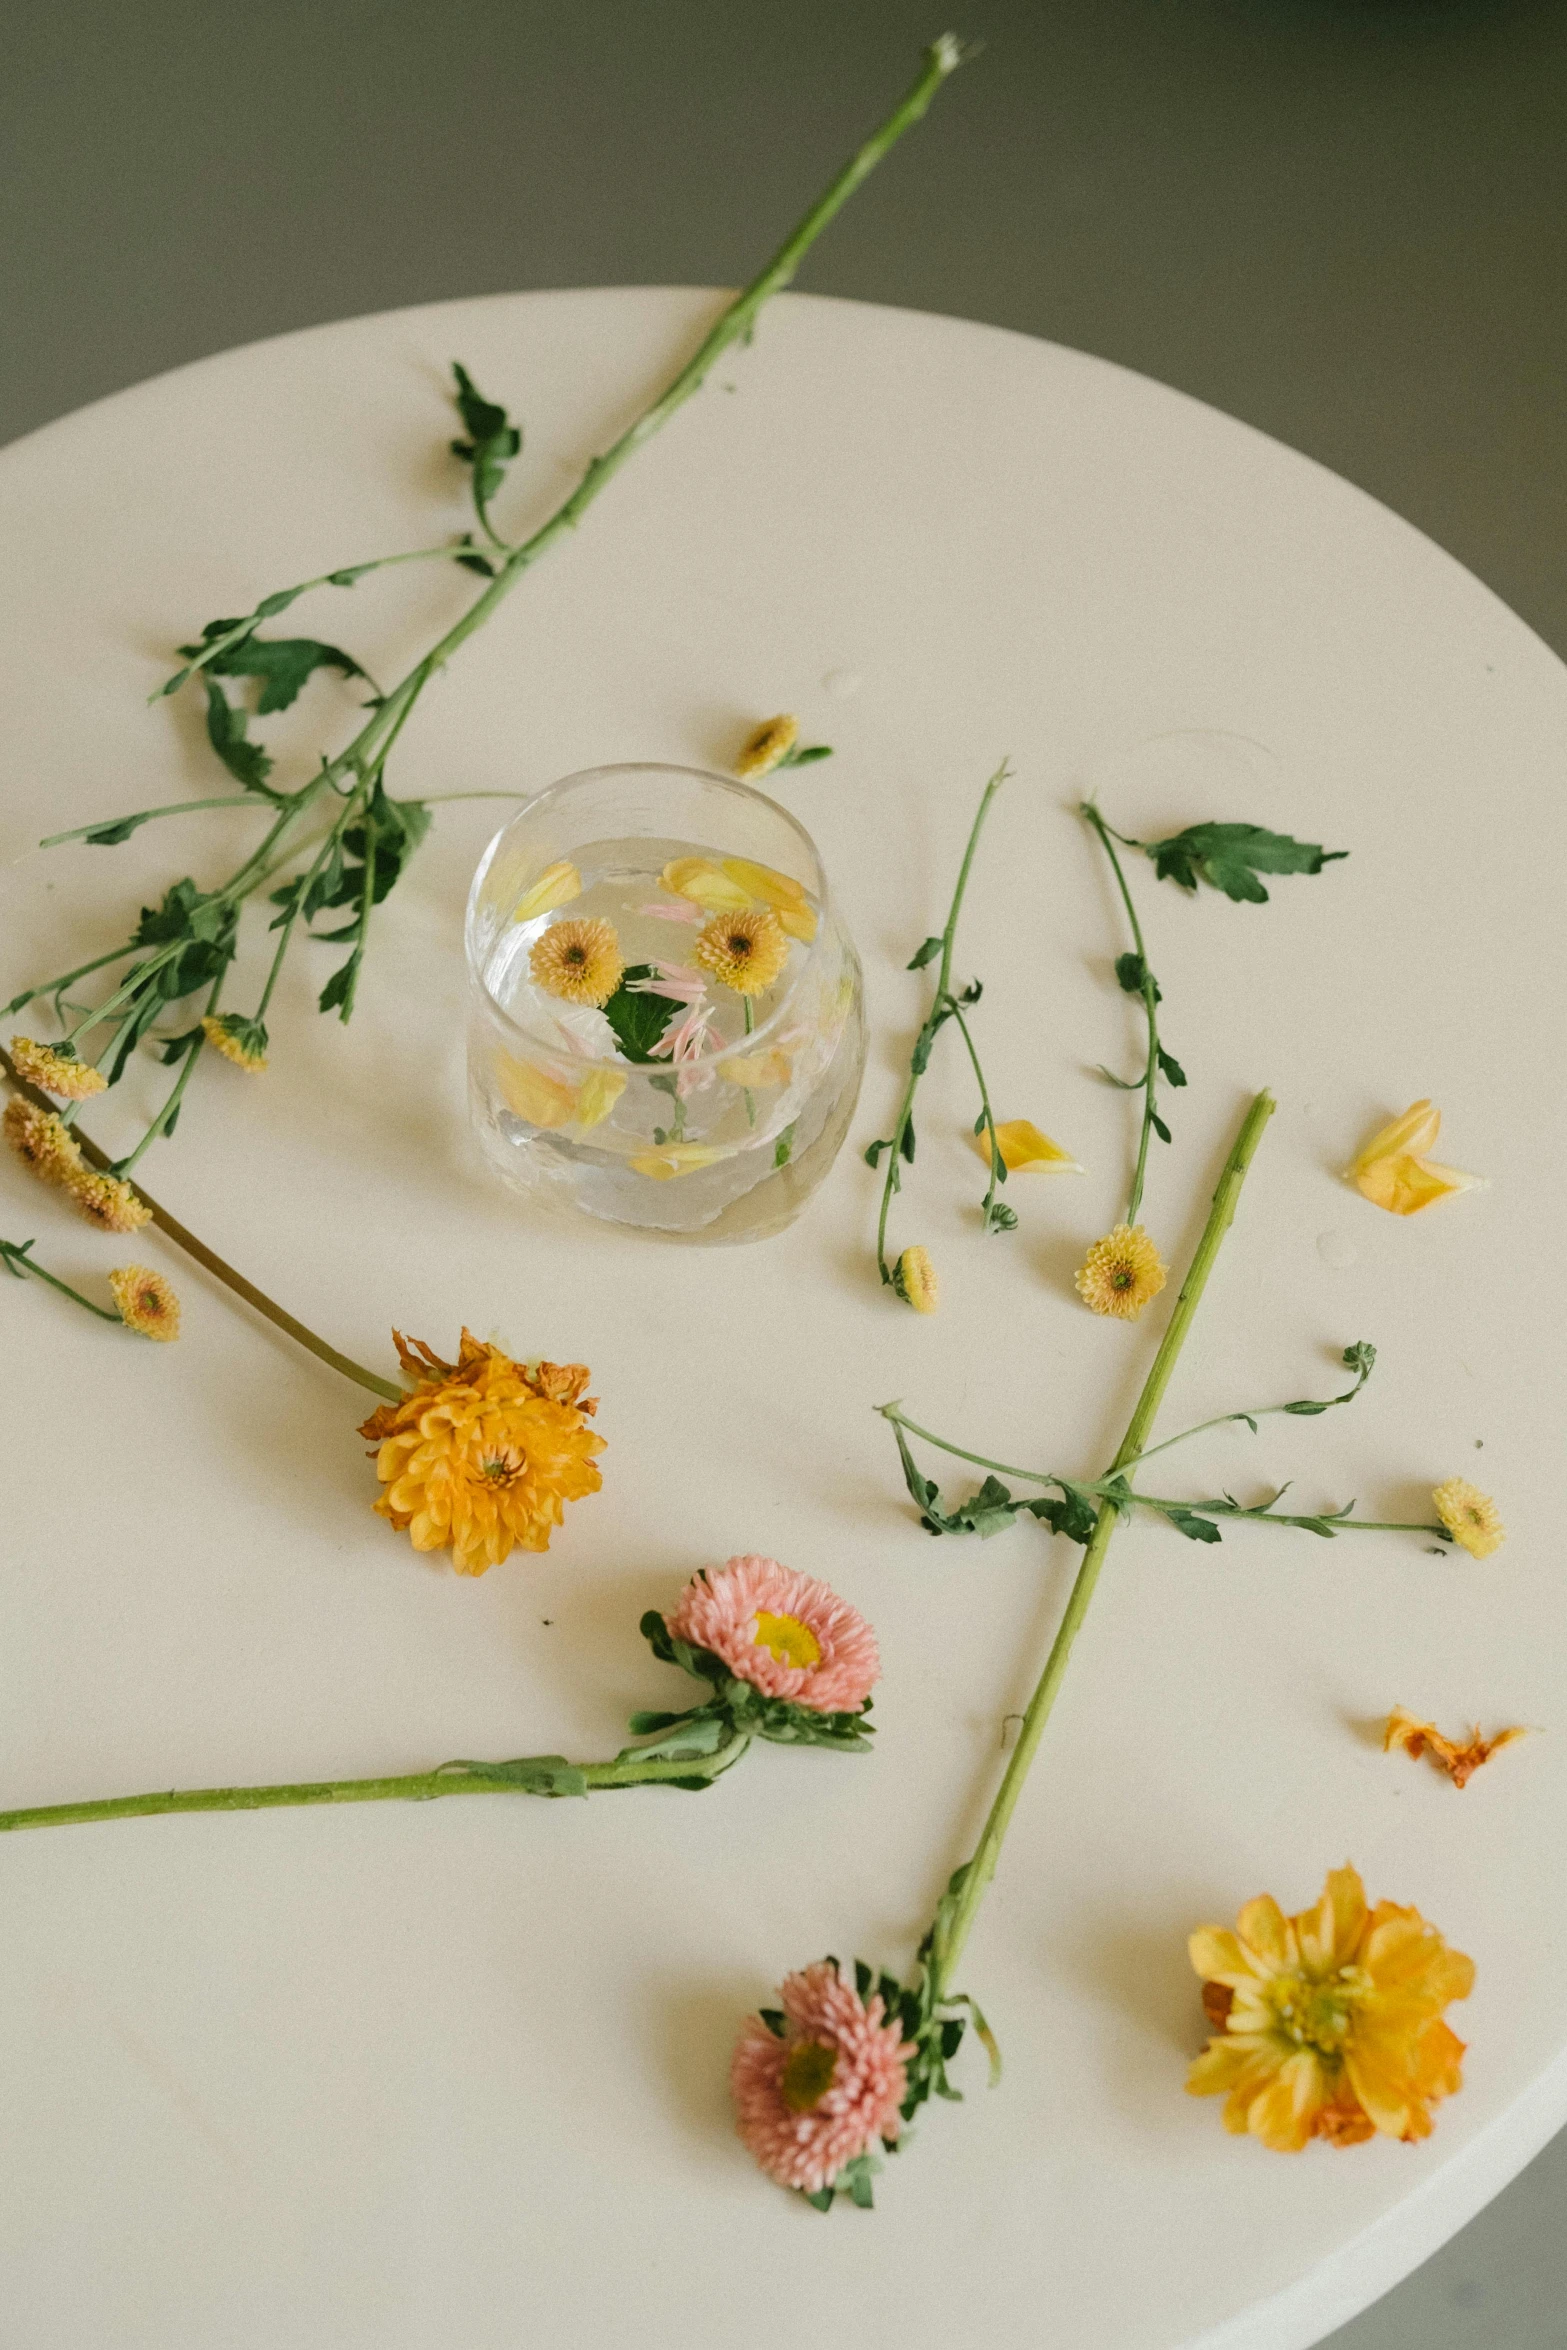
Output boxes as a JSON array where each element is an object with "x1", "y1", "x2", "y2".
[
  {"x1": 692, "y1": 907, "x2": 790, "y2": 997},
  {"x1": 8, "y1": 1037, "x2": 107, "y2": 1100},
  {"x1": 1186, "y1": 1863, "x2": 1474, "y2": 2152},
  {"x1": 892, "y1": 1245, "x2": 939, "y2": 1314},
  {"x1": 629, "y1": 1142, "x2": 730, "y2": 1180},
  {"x1": 3, "y1": 1097, "x2": 85, "y2": 1186},
  {"x1": 968, "y1": 1118, "x2": 1083, "y2": 1175},
  {"x1": 108, "y1": 1264, "x2": 181, "y2": 1342},
  {"x1": 658, "y1": 855, "x2": 817, "y2": 943},
  {"x1": 201, "y1": 1014, "x2": 268, "y2": 1072},
  {"x1": 528, "y1": 917, "x2": 624, "y2": 1007},
  {"x1": 735, "y1": 714, "x2": 798, "y2": 778},
  {"x1": 514, "y1": 860, "x2": 582, "y2": 923},
  {"x1": 1075, "y1": 1223, "x2": 1167, "y2": 1319},
  {"x1": 1432, "y1": 1477, "x2": 1505, "y2": 1559},
  {"x1": 358, "y1": 1330, "x2": 604, "y2": 1576},
  {"x1": 1346, "y1": 1100, "x2": 1481, "y2": 1216},
  {"x1": 62, "y1": 1166, "x2": 152, "y2": 1233}
]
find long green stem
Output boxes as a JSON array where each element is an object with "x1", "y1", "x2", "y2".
[
  {"x1": 947, "y1": 998, "x2": 1005, "y2": 1231},
  {"x1": 0, "y1": 1046, "x2": 401, "y2": 1401},
  {"x1": 929, "y1": 1090, "x2": 1275, "y2": 1996},
  {"x1": 0, "y1": 1239, "x2": 121, "y2": 1323},
  {"x1": 1082, "y1": 802, "x2": 1161, "y2": 1225},
  {"x1": 0, "y1": 1726, "x2": 754, "y2": 1835}
]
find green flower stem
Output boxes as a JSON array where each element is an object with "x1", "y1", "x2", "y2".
[
  {"x1": 1082, "y1": 801, "x2": 1161, "y2": 1226},
  {"x1": 946, "y1": 997, "x2": 1005, "y2": 1231},
  {"x1": 0, "y1": 1045, "x2": 401, "y2": 1402},
  {"x1": 1129, "y1": 1492, "x2": 1447, "y2": 1538},
  {"x1": 0, "y1": 1238, "x2": 122, "y2": 1323},
  {"x1": 928, "y1": 1089, "x2": 1275, "y2": 1999},
  {"x1": 39, "y1": 797, "x2": 263, "y2": 850},
  {"x1": 112, "y1": 976, "x2": 228, "y2": 1179},
  {"x1": 253, "y1": 812, "x2": 355, "y2": 1021},
  {"x1": 0, "y1": 1727, "x2": 755, "y2": 1837},
  {"x1": 875, "y1": 758, "x2": 1010, "y2": 1282}
]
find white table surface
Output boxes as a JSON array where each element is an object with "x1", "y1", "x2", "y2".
[{"x1": 1, "y1": 287, "x2": 1563, "y2": 2350}]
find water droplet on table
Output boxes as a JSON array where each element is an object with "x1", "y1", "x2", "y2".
[
  {"x1": 823, "y1": 668, "x2": 861, "y2": 699},
  {"x1": 1317, "y1": 1229, "x2": 1358, "y2": 1269}
]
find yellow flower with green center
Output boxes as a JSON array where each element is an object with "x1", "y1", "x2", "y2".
[
  {"x1": 1187, "y1": 1863, "x2": 1474, "y2": 2152},
  {"x1": 754, "y1": 1610, "x2": 823, "y2": 1670},
  {"x1": 1075, "y1": 1223, "x2": 1167, "y2": 1320},
  {"x1": 528, "y1": 916, "x2": 624, "y2": 1008},
  {"x1": 1432, "y1": 1477, "x2": 1505, "y2": 1560},
  {"x1": 780, "y1": 2039, "x2": 838, "y2": 2114}
]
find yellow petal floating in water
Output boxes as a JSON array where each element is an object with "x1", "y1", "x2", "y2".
[
  {"x1": 496, "y1": 1054, "x2": 578, "y2": 1130},
  {"x1": 629, "y1": 1142, "x2": 731, "y2": 1181},
  {"x1": 1346, "y1": 1100, "x2": 1483, "y2": 1216},
  {"x1": 720, "y1": 857, "x2": 819, "y2": 944},
  {"x1": 514, "y1": 860, "x2": 581, "y2": 923},
  {"x1": 719, "y1": 1047, "x2": 793, "y2": 1088},
  {"x1": 572, "y1": 1067, "x2": 627, "y2": 1130},
  {"x1": 659, "y1": 857, "x2": 753, "y2": 915},
  {"x1": 968, "y1": 1118, "x2": 1083, "y2": 1175}
]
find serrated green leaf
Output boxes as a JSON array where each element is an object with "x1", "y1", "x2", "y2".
[
  {"x1": 194, "y1": 634, "x2": 370, "y2": 715},
  {"x1": 1114, "y1": 950, "x2": 1161, "y2": 1002},
  {"x1": 1145, "y1": 821, "x2": 1348, "y2": 903},
  {"x1": 600, "y1": 966, "x2": 683, "y2": 1062},
  {"x1": 201, "y1": 678, "x2": 275, "y2": 793}
]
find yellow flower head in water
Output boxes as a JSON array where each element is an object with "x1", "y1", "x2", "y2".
[
  {"x1": 735, "y1": 714, "x2": 798, "y2": 778},
  {"x1": 3, "y1": 1097, "x2": 85, "y2": 1186},
  {"x1": 1432, "y1": 1477, "x2": 1505, "y2": 1559},
  {"x1": 202, "y1": 1014, "x2": 268, "y2": 1072},
  {"x1": 529, "y1": 917, "x2": 624, "y2": 1008},
  {"x1": 1075, "y1": 1224, "x2": 1167, "y2": 1319},
  {"x1": 1186, "y1": 1863, "x2": 1474, "y2": 2152},
  {"x1": 892, "y1": 1245, "x2": 939, "y2": 1314},
  {"x1": 659, "y1": 856, "x2": 817, "y2": 944},
  {"x1": 969, "y1": 1119, "x2": 1083, "y2": 1175},
  {"x1": 692, "y1": 907, "x2": 789, "y2": 997},
  {"x1": 1346, "y1": 1101, "x2": 1481, "y2": 1216},
  {"x1": 514, "y1": 860, "x2": 581, "y2": 923},
  {"x1": 62, "y1": 1166, "x2": 152, "y2": 1233},
  {"x1": 108, "y1": 1264, "x2": 181, "y2": 1342},
  {"x1": 358, "y1": 1330, "x2": 604, "y2": 1576},
  {"x1": 8, "y1": 1038, "x2": 107, "y2": 1100}
]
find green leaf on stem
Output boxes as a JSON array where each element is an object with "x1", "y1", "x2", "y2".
[
  {"x1": 907, "y1": 936, "x2": 943, "y2": 970},
  {"x1": 450, "y1": 362, "x2": 522, "y2": 532},
  {"x1": 1157, "y1": 1046, "x2": 1187, "y2": 1087},
  {"x1": 1162, "y1": 1506, "x2": 1223, "y2": 1543},
  {"x1": 1115, "y1": 950, "x2": 1160, "y2": 1001},
  {"x1": 1144, "y1": 822, "x2": 1348, "y2": 903},
  {"x1": 192, "y1": 633, "x2": 371, "y2": 715},
  {"x1": 601, "y1": 967, "x2": 684, "y2": 1062},
  {"x1": 201, "y1": 678, "x2": 276, "y2": 794}
]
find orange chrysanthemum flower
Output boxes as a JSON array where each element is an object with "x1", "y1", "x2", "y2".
[
  {"x1": 8, "y1": 1037, "x2": 107, "y2": 1100},
  {"x1": 1075, "y1": 1223, "x2": 1167, "y2": 1319},
  {"x1": 108, "y1": 1264, "x2": 181, "y2": 1341},
  {"x1": 692, "y1": 906, "x2": 790, "y2": 997},
  {"x1": 3, "y1": 1096, "x2": 85, "y2": 1186},
  {"x1": 528, "y1": 917, "x2": 624, "y2": 1007},
  {"x1": 358, "y1": 1329, "x2": 604, "y2": 1576},
  {"x1": 62, "y1": 1166, "x2": 153, "y2": 1233},
  {"x1": 1186, "y1": 1863, "x2": 1474, "y2": 2152}
]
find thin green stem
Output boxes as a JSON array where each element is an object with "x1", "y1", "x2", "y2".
[
  {"x1": 1129, "y1": 1492, "x2": 1448, "y2": 1539},
  {"x1": 40, "y1": 797, "x2": 264, "y2": 850},
  {"x1": 113, "y1": 975, "x2": 228, "y2": 1178},
  {"x1": 0, "y1": 1238, "x2": 122, "y2": 1323},
  {"x1": 1082, "y1": 802, "x2": 1160, "y2": 1225},
  {"x1": 878, "y1": 1406, "x2": 1053, "y2": 1489},
  {"x1": 0, "y1": 1725, "x2": 754, "y2": 1835},
  {"x1": 929, "y1": 1090, "x2": 1276, "y2": 1998},
  {"x1": 947, "y1": 999, "x2": 1004, "y2": 1231}
]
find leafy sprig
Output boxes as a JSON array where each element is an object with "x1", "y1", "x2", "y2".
[{"x1": 865, "y1": 761, "x2": 1016, "y2": 1285}]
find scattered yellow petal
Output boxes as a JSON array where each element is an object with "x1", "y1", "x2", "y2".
[
  {"x1": 692, "y1": 907, "x2": 790, "y2": 996},
  {"x1": 629, "y1": 1142, "x2": 731, "y2": 1180},
  {"x1": 8, "y1": 1038, "x2": 106, "y2": 1100},
  {"x1": 496, "y1": 1054, "x2": 579, "y2": 1130},
  {"x1": 1346, "y1": 1101, "x2": 1482, "y2": 1216},
  {"x1": 1186, "y1": 1863, "x2": 1473, "y2": 2151},
  {"x1": 529, "y1": 916, "x2": 624, "y2": 1007},
  {"x1": 735, "y1": 714, "x2": 798, "y2": 778},
  {"x1": 892, "y1": 1245, "x2": 939, "y2": 1313},
  {"x1": 719, "y1": 1047, "x2": 792, "y2": 1088},
  {"x1": 1432, "y1": 1476, "x2": 1505, "y2": 1559},
  {"x1": 1075, "y1": 1224, "x2": 1167, "y2": 1319},
  {"x1": 514, "y1": 860, "x2": 582, "y2": 923},
  {"x1": 108, "y1": 1264, "x2": 181, "y2": 1341},
  {"x1": 572, "y1": 1067, "x2": 626, "y2": 1130},
  {"x1": 969, "y1": 1119, "x2": 1083, "y2": 1175},
  {"x1": 1383, "y1": 1707, "x2": 1525, "y2": 1789}
]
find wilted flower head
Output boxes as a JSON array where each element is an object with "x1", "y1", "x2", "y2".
[
  {"x1": 1075, "y1": 1223, "x2": 1167, "y2": 1319},
  {"x1": 692, "y1": 907, "x2": 790, "y2": 996},
  {"x1": 3, "y1": 1097, "x2": 84, "y2": 1186},
  {"x1": 8, "y1": 1038, "x2": 106, "y2": 1100},
  {"x1": 666, "y1": 1554, "x2": 880, "y2": 1714},
  {"x1": 201, "y1": 1014, "x2": 268, "y2": 1072},
  {"x1": 63, "y1": 1166, "x2": 152, "y2": 1233},
  {"x1": 358, "y1": 1330, "x2": 604, "y2": 1575},
  {"x1": 892, "y1": 1244, "x2": 939, "y2": 1314},
  {"x1": 1383, "y1": 1707, "x2": 1525, "y2": 1789},
  {"x1": 1432, "y1": 1477, "x2": 1505, "y2": 1559},
  {"x1": 528, "y1": 917, "x2": 624, "y2": 1008},
  {"x1": 734, "y1": 714, "x2": 798, "y2": 779},
  {"x1": 1346, "y1": 1101, "x2": 1481, "y2": 1216},
  {"x1": 1187, "y1": 1863, "x2": 1474, "y2": 2151},
  {"x1": 108, "y1": 1264, "x2": 181, "y2": 1341},
  {"x1": 968, "y1": 1118, "x2": 1082, "y2": 1174},
  {"x1": 731, "y1": 1959, "x2": 911, "y2": 2194}
]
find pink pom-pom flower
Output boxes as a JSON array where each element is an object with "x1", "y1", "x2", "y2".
[
  {"x1": 732, "y1": 1960, "x2": 912, "y2": 2195},
  {"x1": 665, "y1": 1555, "x2": 879, "y2": 1714}
]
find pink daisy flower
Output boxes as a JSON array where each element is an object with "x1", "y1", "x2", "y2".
[
  {"x1": 732, "y1": 1960, "x2": 912, "y2": 2195},
  {"x1": 666, "y1": 1555, "x2": 879, "y2": 1714}
]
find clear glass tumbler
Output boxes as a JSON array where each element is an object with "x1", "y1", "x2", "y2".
[{"x1": 465, "y1": 763, "x2": 866, "y2": 1240}]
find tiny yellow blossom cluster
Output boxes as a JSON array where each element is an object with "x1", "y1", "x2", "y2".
[{"x1": 2, "y1": 1095, "x2": 152, "y2": 1232}]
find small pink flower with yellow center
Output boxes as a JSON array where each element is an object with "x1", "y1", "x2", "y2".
[
  {"x1": 665, "y1": 1554, "x2": 879, "y2": 1713},
  {"x1": 732, "y1": 1959, "x2": 912, "y2": 2195}
]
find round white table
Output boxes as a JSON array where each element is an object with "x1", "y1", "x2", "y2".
[{"x1": 1, "y1": 288, "x2": 1563, "y2": 2350}]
